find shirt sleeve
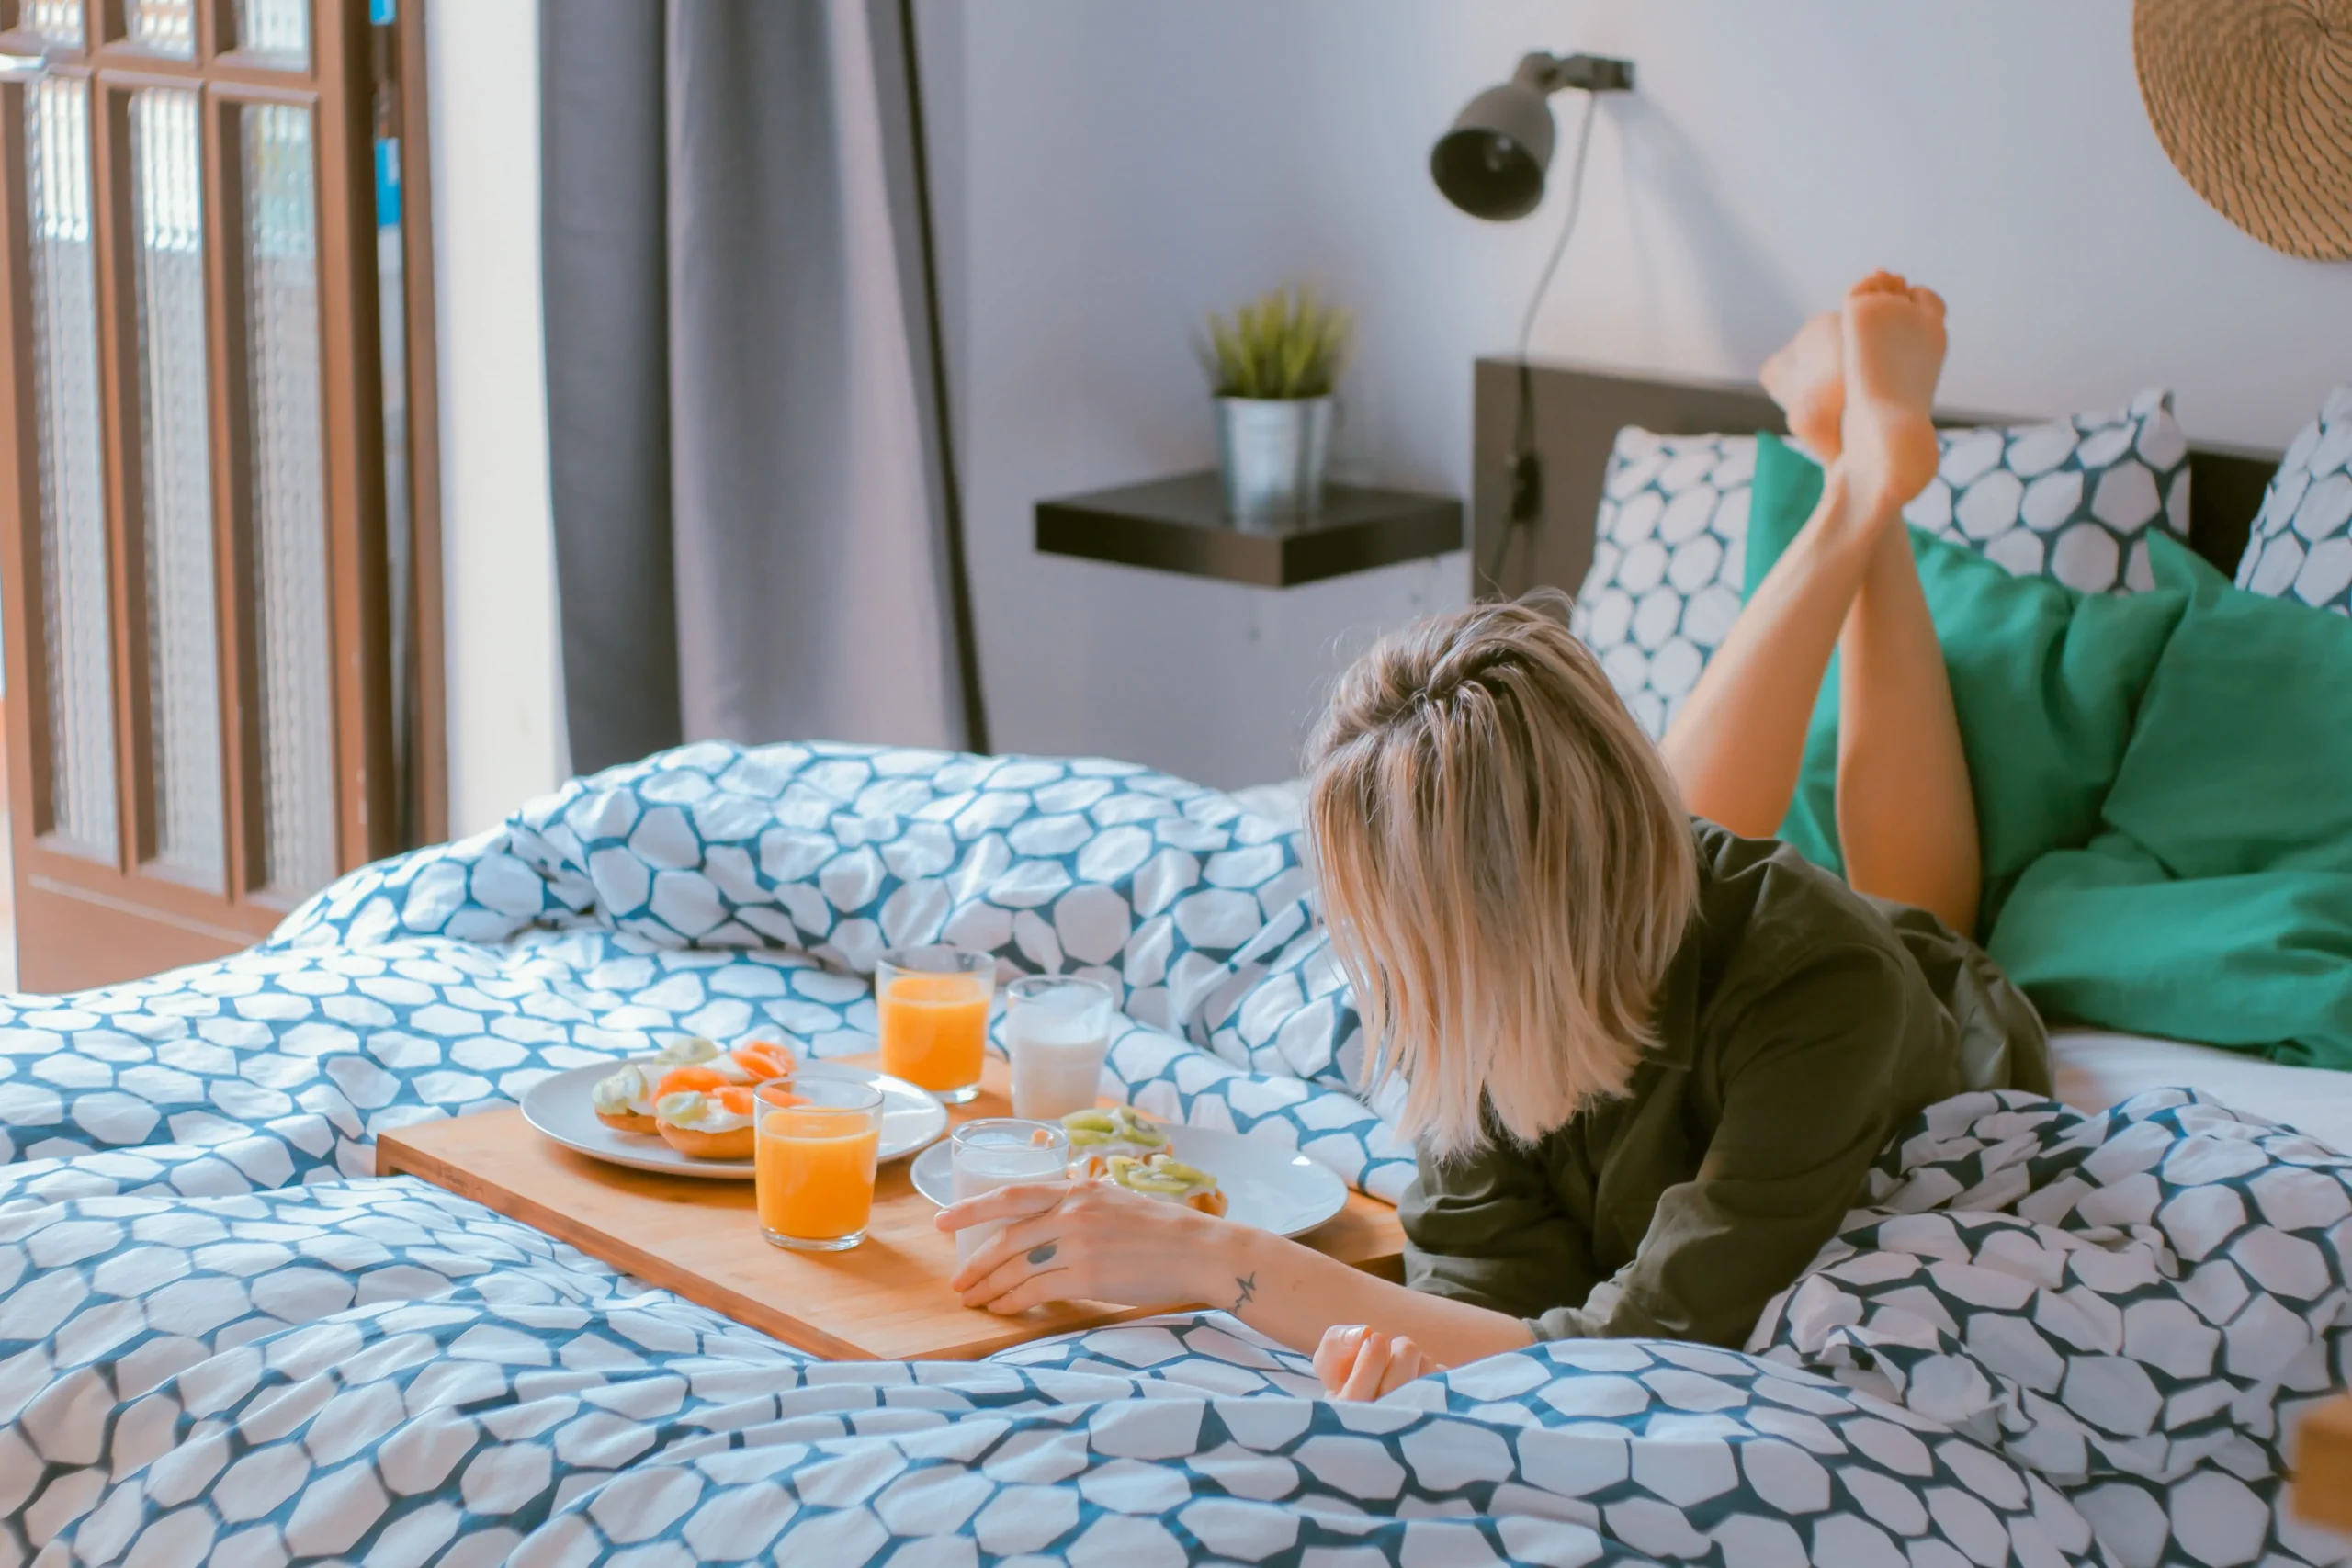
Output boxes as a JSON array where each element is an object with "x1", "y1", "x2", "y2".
[
  {"x1": 1397, "y1": 1123, "x2": 1598, "y2": 1322},
  {"x1": 1525, "y1": 942, "x2": 1926, "y2": 1348}
]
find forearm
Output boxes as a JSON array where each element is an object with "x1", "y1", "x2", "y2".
[{"x1": 1194, "y1": 1223, "x2": 1535, "y2": 1370}]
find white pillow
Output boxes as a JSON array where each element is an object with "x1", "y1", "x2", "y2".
[
  {"x1": 1575, "y1": 393, "x2": 2193, "y2": 740},
  {"x1": 1569, "y1": 430, "x2": 1753, "y2": 740},
  {"x1": 1901, "y1": 388, "x2": 2191, "y2": 594},
  {"x1": 2234, "y1": 385, "x2": 2352, "y2": 616}
]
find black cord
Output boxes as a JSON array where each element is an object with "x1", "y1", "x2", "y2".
[{"x1": 1484, "y1": 89, "x2": 1602, "y2": 592}]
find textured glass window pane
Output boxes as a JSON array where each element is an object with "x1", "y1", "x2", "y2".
[
  {"x1": 233, "y1": 0, "x2": 309, "y2": 70},
  {"x1": 26, "y1": 78, "x2": 117, "y2": 861},
  {"x1": 242, "y1": 104, "x2": 334, "y2": 895},
  {"x1": 132, "y1": 89, "x2": 224, "y2": 888},
  {"x1": 129, "y1": 0, "x2": 197, "y2": 59},
  {"x1": 21, "y1": 1, "x2": 85, "y2": 50}
]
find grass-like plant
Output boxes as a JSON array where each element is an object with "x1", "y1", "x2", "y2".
[{"x1": 1202, "y1": 284, "x2": 1353, "y2": 400}]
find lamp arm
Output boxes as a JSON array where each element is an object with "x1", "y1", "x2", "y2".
[{"x1": 1516, "y1": 51, "x2": 1635, "y2": 96}]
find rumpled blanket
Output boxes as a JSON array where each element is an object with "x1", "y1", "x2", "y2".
[
  {"x1": 0, "y1": 742, "x2": 1408, "y2": 1208},
  {"x1": 1, "y1": 742, "x2": 2346, "y2": 1566}
]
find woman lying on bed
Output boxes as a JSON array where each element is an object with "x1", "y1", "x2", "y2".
[{"x1": 937, "y1": 270, "x2": 2050, "y2": 1397}]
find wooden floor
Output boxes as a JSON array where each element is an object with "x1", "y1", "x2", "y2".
[
  {"x1": 0, "y1": 692, "x2": 16, "y2": 992},
  {"x1": 0, "y1": 807, "x2": 15, "y2": 993},
  {"x1": 0, "y1": 688, "x2": 14, "y2": 990}
]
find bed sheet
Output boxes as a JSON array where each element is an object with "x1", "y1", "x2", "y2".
[{"x1": 2053, "y1": 1028, "x2": 2352, "y2": 1155}]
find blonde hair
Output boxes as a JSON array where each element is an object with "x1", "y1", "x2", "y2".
[{"x1": 1305, "y1": 592, "x2": 1698, "y2": 1161}]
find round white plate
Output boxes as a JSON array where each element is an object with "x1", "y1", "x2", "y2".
[
  {"x1": 521, "y1": 1061, "x2": 948, "y2": 1181},
  {"x1": 910, "y1": 1120, "x2": 1349, "y2": 1238}
]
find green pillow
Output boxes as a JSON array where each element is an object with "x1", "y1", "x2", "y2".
[
  {"x1": 1744, "y1": 434, "x2": 2187, "y2": 934},
  {"x1": 1990, "y1": 833, "x2": 2352, "y2": 1068},
  {"x1": 1990, "y1": 542, "x2": 2352, "y2": 1066},
  {"x1": 2099, "y1": 534, "x2": 2352, "y2": 879}
]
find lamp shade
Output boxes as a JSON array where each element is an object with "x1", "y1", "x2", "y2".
[{"x1": 1430, "y1": 75, "x2": 1557, "y2": 220}]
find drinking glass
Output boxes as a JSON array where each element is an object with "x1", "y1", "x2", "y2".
[
  {"x1": 876, "y1": 946, "x2": 994, "y2": 1104},
  {"x1": 1004, "y1": 976, "x2": 1114, "y2": 1122},
  {"x1": 949, "y1": 1118, "x2": 1069, "y2": 1266},
  {"x1": 754, "y1": 1077, "x2": 884, "y2": 1251}
]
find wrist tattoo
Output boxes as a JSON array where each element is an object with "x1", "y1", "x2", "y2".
[
  {"x1": 1231, "y1": 1271, "x2": 1257, "y2": 1311},
  {"x1": 1027, "y1": 1243, "x2": 1057, "y2": 1266}
]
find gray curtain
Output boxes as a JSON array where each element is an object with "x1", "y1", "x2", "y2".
[{"x1": 541, "y1": 0, "x2": 985, "y2": 776}]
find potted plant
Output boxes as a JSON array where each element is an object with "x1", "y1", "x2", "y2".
[{"x1": 1202, "y1": 284, "x2": 1353, "y2": 521}]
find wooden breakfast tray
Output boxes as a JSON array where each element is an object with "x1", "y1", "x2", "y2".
[
  {"x1": 2297, "y1": 1393, "x2": 2352, "y2": 1532},
  {"x1": 377, "y1": 1054, "x2": 1407, "y2": 1361}
]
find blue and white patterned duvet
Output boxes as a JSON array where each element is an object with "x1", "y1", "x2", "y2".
[{"x1": 0, "y1": 742, "x2": 2346, "y2": 1566}]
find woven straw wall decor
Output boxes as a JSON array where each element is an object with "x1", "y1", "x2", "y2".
[{"x1": 2133, "y1": 0, "x2": 2352, "y2": 260}]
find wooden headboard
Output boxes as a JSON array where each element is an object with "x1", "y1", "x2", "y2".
[{"x1": 1469, "y1": 359, "x2": 2284, "y2": 599}]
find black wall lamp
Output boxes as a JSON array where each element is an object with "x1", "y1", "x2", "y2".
[
  {"x1": 1433, "y1": 51, "x2": 1635, "y2": 584},
  {"x1": 1432, "y1": 53, "x2": 1634, "y2": 220}
]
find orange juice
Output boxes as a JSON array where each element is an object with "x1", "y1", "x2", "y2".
[
  {"x1": 878, "y1": 972, "x2": 990, "y2": 1096},
  {"x1": 756, "y1": 1105, "x2": 880, "y2": 1247}
]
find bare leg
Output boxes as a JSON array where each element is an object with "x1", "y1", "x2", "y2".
[
  {"x1": 1831, "y1": 284, "x2": 1979, "y2": 931},
  {"x1": 1666, "y1": 274, "x2": 1979, "y2": 933},
  {"x1": 1663, "y1": 276, "x2": 1902, "y2": 836},
  {"x1": 1660, "y1": 463, "x2": 1878, "y2": 838}
]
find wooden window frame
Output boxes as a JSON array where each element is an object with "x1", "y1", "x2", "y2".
[{"x1": 0, "y1": 0, "x2": 443, "y2": 986}]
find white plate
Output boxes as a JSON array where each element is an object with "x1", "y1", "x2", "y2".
[
  {"x1": 521, "y1": 1061, "x2": 949, "y2": 1181},
  {"x1": 910, "y1": 1120, "x2": 1349, "y2": 1238}
]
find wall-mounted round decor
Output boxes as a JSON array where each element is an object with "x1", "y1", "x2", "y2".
[{"x1": 2133, "y1": 0, "x2": 2352, "y2": 261}]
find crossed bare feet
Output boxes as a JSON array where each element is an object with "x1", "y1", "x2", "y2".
[
  {"x1": 1763, "y1": 270, "x2": 1947, "y2": 535},
  {"x1": 1759, "y1": 309, "x2": 1844, "y2": 458}
]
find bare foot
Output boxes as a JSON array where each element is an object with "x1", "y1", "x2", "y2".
[
  {"x1": 1838, "y1": 271, "x2": 1946, "y2": 525},
  {"x1": 1760, "y1": 310, "x2": 1845, "y2": 460}
]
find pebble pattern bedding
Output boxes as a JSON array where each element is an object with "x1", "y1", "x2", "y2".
[{"x1": 1, "y1": 741, "x2": 2347, "y2": 1567}]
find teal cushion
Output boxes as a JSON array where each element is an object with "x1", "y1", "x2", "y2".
[
  {"x1": 1744, "y1": 434, "x2": 2187, "y2": 933},
  {"x1": 1990, "y1": 833, "x2": 2352, "y2": 1069},
  {"x1": 1987, "y1": 532, "x2": 2352, "y2": 1068},
  {"x1": 2100, "y1": 534, "x2": 2352, "y2": 879}
]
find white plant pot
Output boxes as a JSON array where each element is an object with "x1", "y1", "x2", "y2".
[{"x1": 1215, "y1": 396, "x2": 1334, "y2": 522}]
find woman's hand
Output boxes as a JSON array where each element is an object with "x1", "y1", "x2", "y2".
[
  {"x1": 937, "y1": 1178, "x2": 1241, "y2": 1314},
  {"x1": 1313, "y1": 1324, "x2": 1432, "y2": 1400}
]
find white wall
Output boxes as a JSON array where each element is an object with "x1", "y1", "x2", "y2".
[
  {"x1": 427, "y1": 0, "x2": 564, "y2": 836},
  {"x1": 933, "y1": 0, "x2": 2352, "y2": 788},
  {"x1": 433, "y1": 0, "x2": 2352, "y2": 807}
]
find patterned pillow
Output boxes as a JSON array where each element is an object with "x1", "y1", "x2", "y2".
[
  {"x1": 1570, "y1": 429, "x2": 1754, "y2": 739},
  {"x1": 1577, "y1": 394, "x2": 2191, "y2": 739},
  {"x1": 2234, "y1": 385, "x2": 2352, "y2": 615},
  {"x1": 1902, "y1": 388, "x2": 2191, "y2": 593}
]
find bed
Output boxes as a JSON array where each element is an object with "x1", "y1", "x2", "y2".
[
  {"x1": 2, "y1": 374, "x2": 2348, "y2": 1564},
  {"x1": 0, "y1": 745, "x2": 2344, "y2": 1567}
]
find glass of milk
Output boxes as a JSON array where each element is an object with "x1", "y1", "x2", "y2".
[
  {"x1": 949, "y1": 1118, "x2": 1070, "y2": 1266},
  {"x1": 1004, "y1": 976, "x2": 1114, "y2": 1122}
]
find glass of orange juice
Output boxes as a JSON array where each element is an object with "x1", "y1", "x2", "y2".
[
  {"x1": 754, "y1": 1077, "x2": 884, "y2": 1250},
  {"x1": 876, "y1": 946, "x2": 994, "y2": 1104}
]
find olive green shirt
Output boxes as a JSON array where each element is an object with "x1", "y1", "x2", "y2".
[{"x1": 1399, "y1": 821, "x2": 2049, "y2": 1349}]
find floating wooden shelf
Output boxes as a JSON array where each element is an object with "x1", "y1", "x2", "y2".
[{"x1": 1035, "y1": 471, "x2": 1463, "y2": 588}]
